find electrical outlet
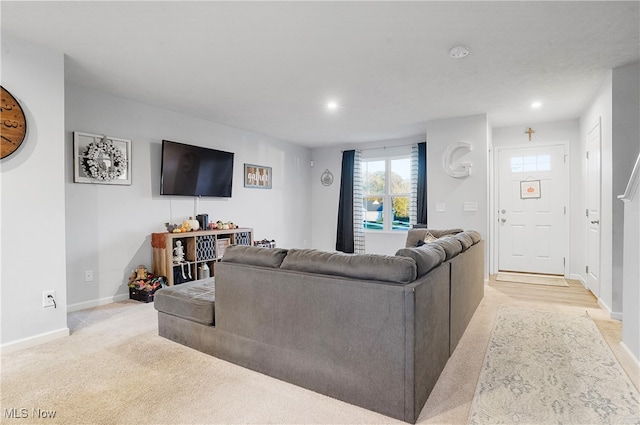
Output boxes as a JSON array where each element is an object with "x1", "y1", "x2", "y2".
[
  {"x1": 43, "y1": 291, "x2": 56, "y2": 308},
  {"x1": 84, "y1": 270, "x2": 93, "y2": 282}
]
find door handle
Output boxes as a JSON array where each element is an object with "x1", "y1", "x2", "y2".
[
  {"x1": 590, "y1": 220, "x2": 600, "y2": 224},
  {"x1": 500, "y1": 218, "x2": 507, "y2": 223}
]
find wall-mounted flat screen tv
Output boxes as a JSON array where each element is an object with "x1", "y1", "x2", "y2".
[{"x1": 160, "y1": 140, "x2": 234, "y2": 197}]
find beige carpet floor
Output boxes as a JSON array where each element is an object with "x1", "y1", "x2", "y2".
[{"x1": 1, "y1": 278, "x2": 638, "y2": 424}]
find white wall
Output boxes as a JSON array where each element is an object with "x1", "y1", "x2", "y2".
[
  {"x1": 621, "y1": 179, "x2": 639, "y2": 362},
  {"x1": 65, "y1": 84, "x2": 312, "y2": 310},
  {"x1": 426, "y1": 114, "x2": 489, "y2": 276},
  {"x1": 311, "y1": 115, "x2": 489, "y2": 263},
  {"x1": 614, "y1": 62, "x2": 640, "y2": 361},
  {"x1": 612, "y1": 62, "x2": 640, "y2": 315},
  {"x1": 492, "y1": 119, "x2": 581, "y2": 278},
  {"x1": 1, "y1": 36, "x2": 69, "y2": 350},
  {"x1": 580, "y1": 71, "x2": 614, "y2": 313},
  {"x1": 578, "y1": 63, "x2": 638, "y2": 321},
  {"x1": 311, "y1": 136, "x2": 424, "y2": 255}
]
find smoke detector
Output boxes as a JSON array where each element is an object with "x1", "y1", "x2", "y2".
[{"x1": 449, "y1": 45, "x2": 470, "y2": 59}]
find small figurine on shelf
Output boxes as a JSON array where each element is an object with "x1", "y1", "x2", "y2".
[
  {"x1": 172, "y1": 240, "x2": 192, "y2": 281},
  {"x1": 173, "y1": 241, "x2": 185, "y2": 263}
]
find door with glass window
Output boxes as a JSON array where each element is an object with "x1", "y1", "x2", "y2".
[{"x1": 497, "y1": 144, "x2": 567, "y2": 275}]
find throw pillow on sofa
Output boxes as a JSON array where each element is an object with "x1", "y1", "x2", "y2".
[
  {"x1": 405, "y1": 228, "x2": 464, "y2": 247},
  {"x1": 416, "y1": 231, "x2": 438, "y2": 246}
]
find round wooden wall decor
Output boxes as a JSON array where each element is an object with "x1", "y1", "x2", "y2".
[{"x1": 1, "y1": 86, "x2": 27, "y2": 159}]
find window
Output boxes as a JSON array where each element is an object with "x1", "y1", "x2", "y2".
[
  {"x1": 362, "y1": 155, "x2": 411, "y2": 231},
  {"x1": 510, "y1": 155, "x2": 551, "y2": 173}
]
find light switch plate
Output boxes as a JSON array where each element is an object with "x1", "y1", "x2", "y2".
[
  {"x1": 436, "y1": 203, "x2": 446, "y2": 212},
  {"x1": 464, "y1": 202, "x2": 478, "y2": 212}
]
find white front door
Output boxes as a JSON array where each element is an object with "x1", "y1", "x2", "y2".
[
  {"x1": 498, "y1": 144, "x2": 567, "y2": 275},
  {"x1": 586, "y1": 120, "x2": 601, "y2": 296}
]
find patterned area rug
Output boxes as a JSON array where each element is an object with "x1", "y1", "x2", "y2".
[
  {"x1": 468, "y1": 306, "x2": 639, "y2": 424},
  {"x1": 496, "y1": 272, "x2": 569, "y2": 287}
]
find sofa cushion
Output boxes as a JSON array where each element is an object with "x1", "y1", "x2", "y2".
[
  {"x1": 429, "y1": 228, "x2": 464, "y2": 238},
  {"x1": 465, "y1": 230, "x2": 482, "y2": 244},
  {"x1": 280, "y1": 249, "x2": 417, "y2": 284},
  {"x1": 428, "y1": 243, "x2": 447, "y2": 262},
  {"x1": 432, "y1": 236, "x2": 463, "y2": 260},
  {"x1": 395, "y1": 244, "x2": 444, "y2": 277},
  {"x1": 154, "y1": 279, "x2": 215, "y2": 325},
  {"x1": 222, "y1": 245, "x2": 288, "y2": 268},
  {"x1": 455, "y1": 232, "x2": 474, "y2": 251}
]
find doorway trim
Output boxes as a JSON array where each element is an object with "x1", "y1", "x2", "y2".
[{"x1": 490, "y1": 140, "x2": 571, "y2": 276}]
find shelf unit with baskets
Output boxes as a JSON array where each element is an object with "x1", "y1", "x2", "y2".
[{"x1": 151, "y1": 228, "x2": 253, "y2": 286}]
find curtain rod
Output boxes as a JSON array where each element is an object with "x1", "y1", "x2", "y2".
[{"x1": 341, "y1": 141, "x2": 425, "y2": 153}]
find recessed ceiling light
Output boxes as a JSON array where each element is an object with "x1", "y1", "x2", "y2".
[
  {"x1": 531, "y1": 102, "x2": 542, "y2": 108},
  {"x1": 327, "y1": 101, "x2": 338, "y2": 110},
  {"x1": 449, "y1": 45, "x2": 470, "y2": 59}
]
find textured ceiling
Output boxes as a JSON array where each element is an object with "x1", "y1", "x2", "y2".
[{"x1": 2, "y1": 1, "x2": 639, "y2": 147}]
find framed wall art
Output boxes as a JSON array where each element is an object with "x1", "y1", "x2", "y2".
[
  {"x1": 244, "y1": 163, "x2": 272, "y2": 189},
  {"x1": 73, "y1": 131, "x2": 132, "y2": 185},
  {"x1": 520, "y1": 180, "x2": 541, "y2": 199}
]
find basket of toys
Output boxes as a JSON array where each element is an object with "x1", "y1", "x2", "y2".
[{"x1": 127, "y1": 265, "x2": 166, "y2": 303}]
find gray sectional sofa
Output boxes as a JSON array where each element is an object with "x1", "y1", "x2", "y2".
[{"x1": 154, "y1": 229, "x2": 484, "y2": 423}]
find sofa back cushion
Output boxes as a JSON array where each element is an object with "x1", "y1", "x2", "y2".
[
  {"x1": 222, "y1": 245, "x2": 289, "y2": 268},
  {"x1": 454, "y1": 232, "x2": 474, "y2": 251},
  {"x1": 431, "y1": 236, "x2": 464, "y2": 260},
  {"x1": 395, "y1": 244, "x2": 445, "y2": 277},
  {"x1": 463, "y1": 230, "x2": 482, "y2": 244},
  {"x1": 280, "y1": 249, "x2": 417, "y2": 284}
]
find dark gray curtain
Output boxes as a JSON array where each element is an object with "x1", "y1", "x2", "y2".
[
  {"x1": 417, "y1": 142, "x2": 428, "y2": 225},
  {"x1": 336, "y1": 150, "x2": 355, "y2": 253}
]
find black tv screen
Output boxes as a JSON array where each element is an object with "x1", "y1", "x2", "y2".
[{"x1": 160, "y1": 140, "x2": 234, "y2": 197}]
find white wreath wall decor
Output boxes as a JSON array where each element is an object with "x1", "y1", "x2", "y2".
[{"x1": 81, "y1": 136, "x2": 128, "y2": 181}]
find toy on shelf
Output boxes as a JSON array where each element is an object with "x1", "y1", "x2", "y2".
[
  {"x1": 254, "y1": 239, "x2": 276, "y2": 249},
  {"x1": 165, "y1": 218, "x2": 240, "y2": 233}
]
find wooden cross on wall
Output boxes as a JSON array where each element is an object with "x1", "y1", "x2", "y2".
[{"x1": 525, "y1": 127, "x2": 535, "y2": 141}]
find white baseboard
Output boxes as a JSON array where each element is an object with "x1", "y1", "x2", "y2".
[
  {"x1": 620, "y1": 342, "x2": 640, "y2": 368},
  {"x1": 569, "y1": 273, "x2": 587, "y2": 288},
  {"x1": 0, "y1": 327, "x2": 69, "y2": 355},
  {"x1": 598, "y1": 298, "x2": 612, "y2": 315},
  {"x1": 568, "y1": 275, "x2": 624, "y2": 319},
  {"x1": 597, "y1": 298, "x2": 624, "y2": 321},
  {"x1": 610, "y1": 311, "x2": 624, "y2": 321},
  {"x1": 67, "y1": 293, "x2": 129, "y2": 313}
]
